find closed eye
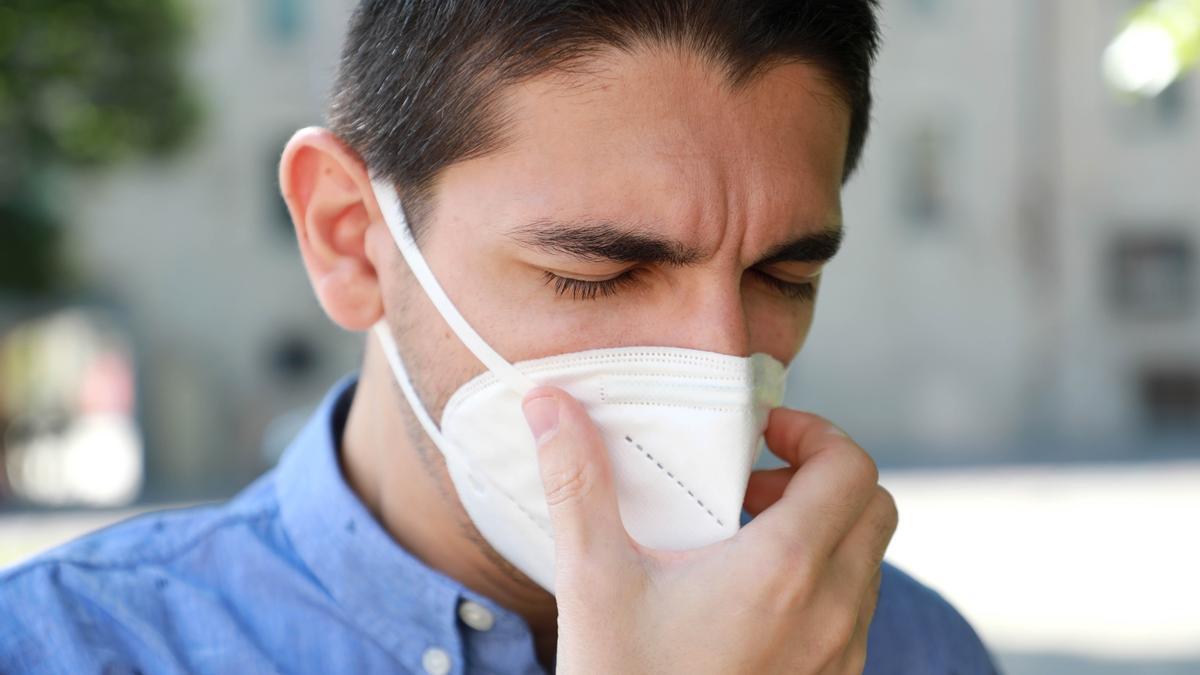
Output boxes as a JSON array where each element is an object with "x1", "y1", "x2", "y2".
[
  {"x1": 542, "y1": 269, "x2": 642, "y2": 300},
  {"x1": 541, "y1": 268, "x2": 817, "y2": 302},
  {"x1": 751, "y1": 269, "x2": 818, "y2": 301}
]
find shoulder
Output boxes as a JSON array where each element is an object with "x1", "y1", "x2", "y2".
[
  {"x1": 865, "y1": 561, "x2": 998, "y2": 675},
  {"x1": 1, "y1": 470, "x2": 282, "y2": 580},
  {"x1": 0, "y1": 472, "x2": 297, "y2": 674}
]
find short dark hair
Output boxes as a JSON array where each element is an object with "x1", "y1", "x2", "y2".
[{"x1": 328, "y1": 0, "x2": 881, "y2": 231}]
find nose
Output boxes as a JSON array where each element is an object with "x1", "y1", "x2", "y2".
[{"x1": 657, "y1": 278, "x2": 751, "y2": 357}]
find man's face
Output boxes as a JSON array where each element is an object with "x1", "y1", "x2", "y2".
[{"x1": 379, "y1": 47, "x2": 851, "y2": 421}]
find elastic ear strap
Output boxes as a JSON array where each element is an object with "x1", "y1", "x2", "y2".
[
  {"x1": 372, "y1": 179, "x2": 535, "y2": 396},
  {"x1": 372, "y1": 320, "x2": 467, "y2": 466}
]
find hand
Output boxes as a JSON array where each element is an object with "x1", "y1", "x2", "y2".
[{"x1": 521, "y1": 387, "x2": 898, "y2": 675}]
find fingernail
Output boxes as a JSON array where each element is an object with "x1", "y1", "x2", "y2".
[
  {"x1": 522, "y1": 394, "x2": 559, "y2": 446},
  {"x1": 827, "y1": 422, "x2": 850, "y2": 438}
]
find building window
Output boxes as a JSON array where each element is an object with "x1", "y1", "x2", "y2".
[
  {"x1": 263, "y1": 0, "x2": 306, "y2": 44},
  {"x1": 899, "y1": 121, "x2": 951, "y2": 228},
  {"x1": 1139, "y1": 364, "x2": 1200, "y2": 432},
  {"x1": 1109, "y1": 231, "x2": 1195, "y2": 319}
]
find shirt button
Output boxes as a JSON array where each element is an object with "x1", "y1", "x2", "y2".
[
  {"x1": 458, "y1": 600, "x2": 495, "y2": 632},
  {"x1": 422, "y1": 646, "x2": 451, "y2": 675}
]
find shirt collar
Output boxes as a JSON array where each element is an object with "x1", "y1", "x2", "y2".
[{"x1": 275, "y1": 374, "x2": 538, "y2": 672}]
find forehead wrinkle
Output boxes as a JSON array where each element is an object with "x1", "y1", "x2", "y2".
[{"x1": 465, "y1": 49, "x2": 847, "y2": 272}]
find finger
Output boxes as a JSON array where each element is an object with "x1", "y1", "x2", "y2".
[
  {"x1": 741, "y1": 409, "x2": 855, "y2": 526},
  {"x1": 741, "y1": 431, "x2": 880, "y2": 560},
  {"x1": 763, "y1": 408, "x2": 851, "y2": 468},
  {"x1": 523, "y1": 386, "x2": 630, "y2": 565},
  {"x1": 839, "y1": 567, "x2": 883, "y2": 675},
  {"x1": 830, "y1": 487, "x2": 898, "y2": 600},
  {"x1": 743, "y1": 467, "x2": 795, "y2": 516}
]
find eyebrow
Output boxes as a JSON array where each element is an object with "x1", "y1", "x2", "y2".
[
  {"x1": 755, "y1": 226, "x2": 844, "y2": 266},
  {"x1": 507, "y1": 219, "x2": 843, "y2": 267},
  {"x1": 508, "y1": 219, "x2": 704, "y2": 266}
]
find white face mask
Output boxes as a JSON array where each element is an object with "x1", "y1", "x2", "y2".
[{"x1": 369, "y1": 179, "x2": 787, "y2": 592}]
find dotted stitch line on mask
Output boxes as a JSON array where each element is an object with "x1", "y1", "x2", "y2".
[
  {"x1": 599, "y1": 385, "x2": 754, "y2": 412},
  {"x1": 623, "y1": 435, "x2": 724, "y2": 528},
  {"x1": 604, "y1": 402, "x2": 744, "y2": 412},
  {"x1": 599, "y1": 382, "x2": 756, "y2": 395},
  {"x1": 598, "y1": 377, "x2": 754, "y2": 387},
  {"x1": 539, "y1": 352, "x2": 746, "y2": 367},
  {"x1": 515, "y1": 366, "x2": 749, "y2": 381},
  {"x1": 514, "y1": 354, "x2": 753, "y2": 375}
]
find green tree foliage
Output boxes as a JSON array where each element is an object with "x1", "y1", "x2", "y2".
[{"x1": 0, "y1": 0, "x2": 201, "y2": 293}]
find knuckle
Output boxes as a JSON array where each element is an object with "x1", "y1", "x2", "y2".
[
  {"x1": 822, "y1": 437, "x2": 877, "y2": 485},
  {"x1": 803, "y1": 610, "x2": 858, "y2": 669},
  {"x1": 845, "y1": 447, "x2": 880, "y2": 487},
  {"x1": 822, "y1": 610, "x2": 859, "y2": 651},
  {"x1": 859, "y1": 488, "x2": 899, "y2": 567},
  {"x1": 873, "y1": 487, "x2": 900, "y2": 536},
  {"x1": 774, "y1": 545, "x2": 822, "y2": 601},
  {"x1": 542, "y1": 462, "x2": 593, "y2": 508}
]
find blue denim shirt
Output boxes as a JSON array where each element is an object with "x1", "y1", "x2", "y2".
[{"x1": 0, "y1": 375, "x2": 996, "y2": 674}]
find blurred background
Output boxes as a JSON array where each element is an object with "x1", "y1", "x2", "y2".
[{"x1": 0, "y1": 1, "x2": 1197, "y2": 673}]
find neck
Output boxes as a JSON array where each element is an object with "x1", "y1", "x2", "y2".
[{"x1": 339, "y1": 340, "x2": 560, "y2": 666}]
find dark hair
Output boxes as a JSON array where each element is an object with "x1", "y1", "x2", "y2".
[{"x1": 328, "y1": 0, "x2": 881, "y2": 230}]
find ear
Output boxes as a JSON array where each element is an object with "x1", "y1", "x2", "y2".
[{"x1": 280, "y1": 127, "x2": 386, "y2": 331}]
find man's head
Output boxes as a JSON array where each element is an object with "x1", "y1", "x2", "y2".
[{"x1": 280, "y1": 0, "x2": 879, "y2": 591}]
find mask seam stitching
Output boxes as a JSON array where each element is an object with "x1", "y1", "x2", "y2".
[
  {"x1": 447, "y1": 371, "x2": 756, "y2": 408},
  {"x1": 600, "y1": 379, "x2": 754, "y2": 388},
  {"x1": 521, "y1": 366, "x2": 750, "y2": 379},
  {"x1": 464, "y1": 462, "x2": 554, "y2": 537},
  {"x1": 622, "y1": 435, "x2": 724, "y2": 528}
]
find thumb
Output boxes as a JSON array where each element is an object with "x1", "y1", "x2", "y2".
[{"x1": 522, "y1": 386, "x2": 627, "y2": 563}]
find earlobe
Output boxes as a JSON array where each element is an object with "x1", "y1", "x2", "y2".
[{"x1": 280, "y1": 127, "x2": 384, "y2": 331}]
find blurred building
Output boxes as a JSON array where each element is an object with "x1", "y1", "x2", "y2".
[
  {"x1": 1056, "y1": 1, "x2": 1200, "y2": 445},
  {"x1": 789, "y1": 0, "x2": 1200, "y2": 465},
  {"x1": 55, "y1": 0, "x2": 361, "y2": 500}
]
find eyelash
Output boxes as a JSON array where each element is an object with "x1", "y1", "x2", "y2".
[
  {"x1": 542, "y1": 270, "x2": 641, "y2": 300},
  {"x1": 751, "y1": 270, "x2": 818, "y2": 302},
  {"x1": 542, "y1": 269, "x2": 817, "y2": 302}
]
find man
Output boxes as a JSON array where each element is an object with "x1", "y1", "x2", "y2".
[{"x1": 1, "y1": 2, "x2": 997, "y2": 673}]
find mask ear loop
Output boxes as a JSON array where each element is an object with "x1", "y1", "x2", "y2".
[
  {"x1": 371, "y1": 320, "x2": 471, "y2": 472},
  {"x1": 371, "y1": 178, "x2": 536, "y2": 397}
]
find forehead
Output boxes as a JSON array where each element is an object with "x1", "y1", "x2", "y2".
[{"x1": 434, "y1": 47, "x2": 849, "y2": 250}]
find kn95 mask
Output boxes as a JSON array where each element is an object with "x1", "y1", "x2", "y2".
[{"x1": 369, "y1": 178, "x2": 786, "y2": 593}]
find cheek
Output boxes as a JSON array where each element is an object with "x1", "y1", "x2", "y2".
[
  {"x1": 390, "y1": 275, "x2": 490, "y2": 419},
  {"x1": 427, "y1": 237, "x2": 595, "y2": 361}
]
